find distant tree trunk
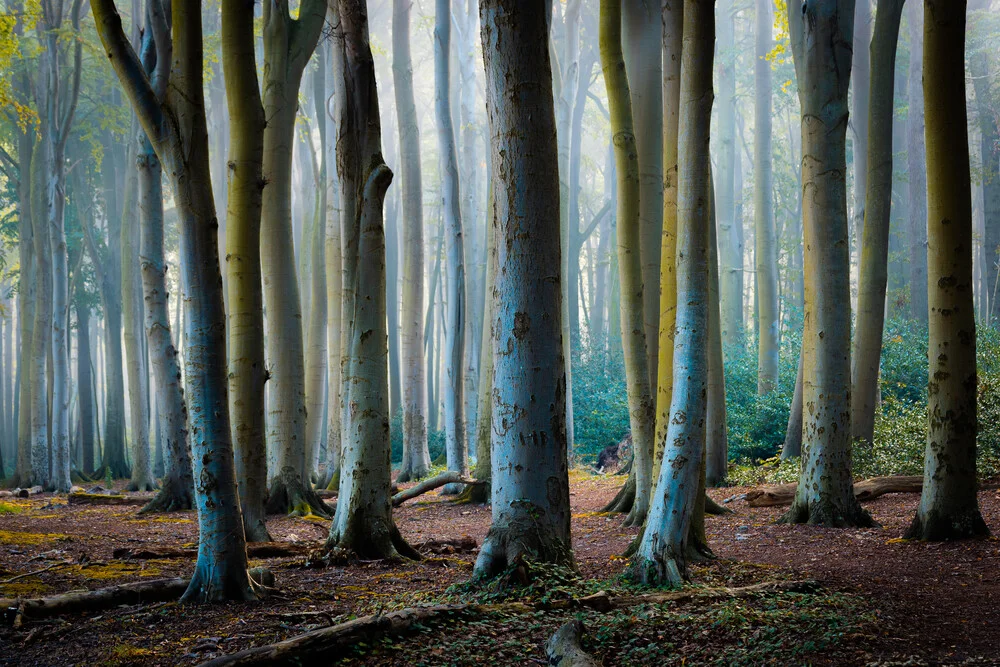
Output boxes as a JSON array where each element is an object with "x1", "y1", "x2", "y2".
[
  {"x1": 600, "y1": 0, "x2": 654, "y2": 527},
  {"x1": 623, "y1": 0, "x2": 663, "y2": 395},
  {"x1": 326, "y1": 0, "x2": 417, "y2": 561},
  {"x1": 434, "y1": 0, "x2": 468, "y2": 494},
  {"x1": 717, "y1": 0, "x2": 742, "y2": 352},
  {"x1": 29, "y1": 141, "x2": 51, "y2": 487},
  {"x1": 393, "y1": 0, "x2": 429, "y2": 483},
  {"x1": 781, "y1": 349, "x2": 804, "y2": 459},
  {"x1": 851, "y1": 0, "x2": 905, "y2": 445},
  {"x1": 631, "y1": 0, "x2": 713, "y2": 586},
  {"x1": 223, "y1": 0, "x2": 270, "y2": 541},
  {"x1": 851, "y1": 0, "x2": 871, "y2": 266},
  {"x1": 905, "y1": 0, "x2": 990, "y2": 542},
  {"x1": 474, "y1": 0, "x2": 572, "y2": 581},
  {"x1": 906, "y1": 0, "x2": 928, "y2": 324},
  {"x1": 754, "y1": 0, "x2": 779, "y2": 395},
  {"x1": 706, "y1": 174, "x2": 728, "y2": 487},
  {"x1": 260, "y1": 0, "x2": 329, "y2": 517},
  {"x1": 782, "y1": 0, "x2": 873, "y2": 528},
  {"x1": 13, "y1": 129, "x2": 35, "y2": 488},
  {"x1": 92, "y1": 0, "x2": 260, "y2": 601}
]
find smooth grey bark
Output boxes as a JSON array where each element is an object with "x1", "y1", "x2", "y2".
[
  {"x1": 717, "y1": 0, "x2": 742, "y2": 353},
  {"x1": 474, "y1": 0, "x2": 574, "y2": 580},
  {"x1": 706, "y1": 175, "x2": 727, "y2": 487},
  {"x1": 905, "y1": 0, "x2": 927, "y2": 324},
  {"x1": 434, "y1": 0, "x2": 468, "y2": 494},
  {"x1": 13, "y1": 128, "x2": 35, "y2": 488},
  {"x1": 392, "y1": 0, "x2": 430, "y2": 483},
  {"x1": 29, "y1": 140, "x2": 51, "y2": 488},
  {"x1": 781, "y1": 348, "x2": 804, "y2": 459},
  {"x1": 851, "y1": 0, "x2": 871, "y2": 262}
]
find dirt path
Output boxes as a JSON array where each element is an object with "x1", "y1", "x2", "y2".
[{"x1": 0, "y1": 473, "x2": 997, "y2": 665}]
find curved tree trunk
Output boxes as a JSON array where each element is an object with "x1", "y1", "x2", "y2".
[
  {"x1": 851, "y1": 0, "x2": 905, "y2": 445},
  {"x1": 393, "y1": 0, "x2": 430, "y2": 484},
  {"x1": 781, "y1": 0, "x2": 872, "y2": 528},
  {"x1": 600, "y1": 0, "x2": 654, "y2": 528},
  {"x1": 781, "y1": 348, "x2": 804, "y2": 459},
  {"x1": 474, "y1": 0, "x2": 573, "y2": 581},
  {"x1": 906, "y1": 0, "x2": 989, "y2": 542},
  {"x1": 434, "y1": 0, "x2": 468, "y2": 495},
  {"x1": 630, "y1": 0, "x2": 713, "y2": 587}
]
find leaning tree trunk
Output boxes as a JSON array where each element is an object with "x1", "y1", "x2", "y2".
[
  {"x1": 92, "y1": 0, "x2": 260, "y2": 602},
  {"x1": 629, "y1": 0, "x2": 713, "y2": 587},
  {"x1": 754, "y1": 0, "x2": 779, "y2": 395},
  {"x1": 905, "y1": 1, "x2": 928, "y2": 324},
  {"x1": 905, "y1": 0, "x2": 990, "y2": 542},
  {"x1": 326, "y1": 0, "x2": 417, "y2": 561},
  {"x1": 392, "y1": 0, "x2": 430, "y2": 484},
  {"x1": 223, "y1": 0, "x2": 271, "y2": 541},
  {"x1": 434, "y1": 0, "x2": 468, "y2": 495},
  {"x1": 137, "y1": 103, "x2": 195, "y2": 512},
  {"x1": 851, "y1": 0, "x2": 905, "y2": 446},
  {"x1": 600, "y1": 0, "x2": 654, "y2": 528},
  {"x1": 473, "y1": 0, "x2": 574, "y2": 581},
  {"x1": 782, "y1": 0, "x2": 873, "y2": 528}
]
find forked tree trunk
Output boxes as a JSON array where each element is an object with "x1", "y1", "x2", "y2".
[
  {"x1": 474, "y1": 0, "x2": 574, "y2": 580},
  {"x1": 630, "y1": 0, "x2": 712, "y2": 587},
  {"x1": 326, "y1": 0, "x2": 416, "y2": 561},
  {"x1": 260, "y1": 0, "x2": 329, "y2": 517},
  {"x1": 92, "y1": 0, "x2": 258, "y2": 602},
  {"x1": 434, "y1": 0, "x2": 468, "y2": 495},
  {"x1": 906, "y1": 0, "x2": 989, "y2": 541},
  {"x1": 600, "y1": 0, "x2": 654, "y2": 528},
  {"x1": 782, "y1": 0, "x2": 873, "y2": 528},
  {"x1": 851, "y1": 0, "x2": 905, "y2": 445},
  {"x1": 754, "y1": 0, "x2": 779, "y2": 395},
  {"x1": 393, "y1": 0, "x2": 430, "y2": 484}
]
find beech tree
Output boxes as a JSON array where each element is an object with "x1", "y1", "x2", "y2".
[
  {"x1": 91, "y1": 0, "x2": 259, "y2": 601},
  {"x1": 906, "y1": 0, "x2": 990, "y2": 542},
  {"x1": 474, "y1": 0, "x2": 573, "y2": 580}
]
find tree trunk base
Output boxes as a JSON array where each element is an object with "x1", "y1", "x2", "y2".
[
  {"x1": 705, "y1": 494, "x2": 733, "y2": 515},
  {"x1": 266, "y1": 471, "x2": 332, "y2": 518},
  {"x1": 904, "y1": 507, "x2": 990, "y2": 541},
  {"x1": 139, "y1": 475, "x2": 194, "y2": 513},
  {"x1": 545, "y1": 620, "x2": 599, "y2": 667},
  {"x1": 394, "y1": 463, "x2": 431, "y2": 485},
  {"x1": 452, "y1": 478, "x2": 490, "y2": 505},
  {"x1": 779, "y1": 496, "x2": 876, "y2": 528},
  {"x1": 325, "y1": 517, "x2": 421, "y2": 562},
  {"x1": 440, "y1": 482, "x2": 464, "y2": 495},
  {"x1": 180, "y1": 564, "x2": 270, "y2": 604},
  {"x1": 473, "y1": 519, "x2": 574, "y2": 584},
  {"x1": 601, "y1": 470, "x2": 636, "y2": 514}
]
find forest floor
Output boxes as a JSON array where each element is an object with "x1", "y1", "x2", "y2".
[{"x1": 0, "y1": 471, "x2": 998, "y2": 666}]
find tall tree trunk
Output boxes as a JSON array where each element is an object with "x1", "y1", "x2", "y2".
[
  {"x1": 434, "y1": 0, "x2": 468, "y2": 494},
  {"x1": 781, "y1": 347, "x2": 804, "y2": 459},
  {"x1": 631, "y1": 0, "x2": 713, "y2": 586},
  {"x1": 782, "y1": 0, "x2": 873, "y2": 528},
  {"x1": 13, "y1": 129, "x2": 35, "y2": 488},
  {"x1": 92, "y1": 0, "x2": 260, "y2": 602},
  {"x1": 754, "y1": 0, "x2": 779, "y2": 395},
  {"x1": 29, "y1": 141, "x2": 51, "y2": 487},
  {"x1": 326, "y1": 0, "x2": 417, "y2": 561},
  {"x1": 905, "y1": 0, "x2": 928, "y2": 324},
  {"x1": 76, "y1": 298, "x2": 95, "y2": 477},
  {"x1": 707, "y1": 174, "x2": 727, "y2": 486},
  {"x1": 223, "y1": 0, "x2": 270, "y2": 541},
  {"x1": 851, "y1": 0, "x2": 905, "y2": 445},
  {"x1": 851, "y1": 0, "x2": 871, "y2": 266},
  {"x1": 260, "y1": 0, "x2": 329, "y2": 517},
  {"x1": 717, "y1": 0, "x2": 742, "y2": 352},
  {"x1": 600, "y1": 0, "x2": 654, "y2": 528},
  {"x1": 905, "y1": 0, "x2": 990, "y2": 541},
  {"x1": 624, "y1": 0, "x2": 663, "y2": 397},
  {"x1": 393, "y1": 0, "x2": 429, "y2": 484},
  {"x1": 474, "y1": 0, "x2": 573, "y2": 580}
]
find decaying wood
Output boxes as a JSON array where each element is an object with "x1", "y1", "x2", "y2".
[
  {"x1": 113, "y1": 542, "x2": 318, "y2": 561},
  {"x1": 67, "y1": 492, "x2": 152, "y2": 506},
  {"x1": 391, "y1": 471, "x2": 484, "y2": 507},
  {"x1": 413, "y1": 536, "x2": 478, "y2": 554},
  {"x1": 0, "y1": 578, "x2": 189, "y2": 627},
  {"x1": 198, "y1": 580, "x2": 819, "y2": 666},
  {"x1": 545, "y1": 620, "x2": 600, "y2": 667},
  {"x1": 744, "y1": 476, "x2": 923, "y2": 507}
]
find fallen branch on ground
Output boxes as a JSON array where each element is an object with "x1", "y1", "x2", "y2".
[
  {"x1": 545, "y1": 620, "x2": 599, "y2": 667},
  {"x1": 391, "y1": 472, "x2": 484, "y2": 507},
  {"x1": 0, "y1": 560, "x2": 73, "y2": 584},
  {"x1": 743, "y1": 476, "x2": 923, "y2": 507},
  {"x1": 67, "y1": 492, "x2": 152, "y2": 506},
  {"x1": 198, "y1": 579, "x2": 819, "y2": 666},
  {"x1": 113, "y1": 542, "x2": 318, "y2": 561}
]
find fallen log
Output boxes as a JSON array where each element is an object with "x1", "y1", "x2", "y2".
[
  {"x1": 545, "y1": 620, "x2": 599, "y2": 667},
  {"x1": 391, "y1": 472, "x2": 484, "y2": 507},
  {"x1": 744, "y1": 475, "x2": 923, "y2": 507},
  {"x1": 1, "y1": 578, "x2": 189, "y2": 627},
  {"x1": 705, "y1": 494, "x2": 733, "y2": 515},
  {"x1": 113, "y1": 542, "x2": 318, "y2": 561},
  {"x1": 199, "y1": 579, "x2": 818, "y2": 666},
  {"x1": 67, "y1": 492, "x2": 152, "y2": 507}
]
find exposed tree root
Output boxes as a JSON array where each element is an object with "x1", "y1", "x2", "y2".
[
  {"x1": 266, "y1": 471, "x2": 333, "y2": 518},
  {"x1": 904, "y1": 507, "x2": 991, "y2": 541},
  {"x1": 324, "y1": 519, "x2": 421, "y2": 563},
  {"x1": 68, "y1": 492, "x2": 151, "y2": 506},
  {"x1": 748, "y1": 476, "x2": 923, "y2": 508},
  {"x1": 196, "y1": 579, "x2": 819, "y2": 666},
  {"x1": 452, "y1": 477, "x2": 490, "y2": 504},
  {"x1": 545, "y1": 620, "x2": 600, "y2": 667},
  {"x1": 779, "y1": 497, "x2": 876, "y2": 528},
  {"x1": 391, "y1": 471, "x2": 484, "y2": 507},
  {"x1": 139, "y1": 476, "x2": 195, "y2": 513},
  {"x1": 601, "y1": 470, "x2": 636, "y2": 514},
  {"x1": 705, "y1": 494, "x2": 733, "y2": 515},
  {"x1": 113, "y1": 542, "x2": 316, "y2": 561}
]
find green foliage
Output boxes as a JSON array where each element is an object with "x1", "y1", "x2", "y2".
[
  {"x1": 390, "y1": 413, "x2": 445, "y2": 466},
  {"x1": 569, "y1": 346, "x2": 630, "y2": 465}
]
